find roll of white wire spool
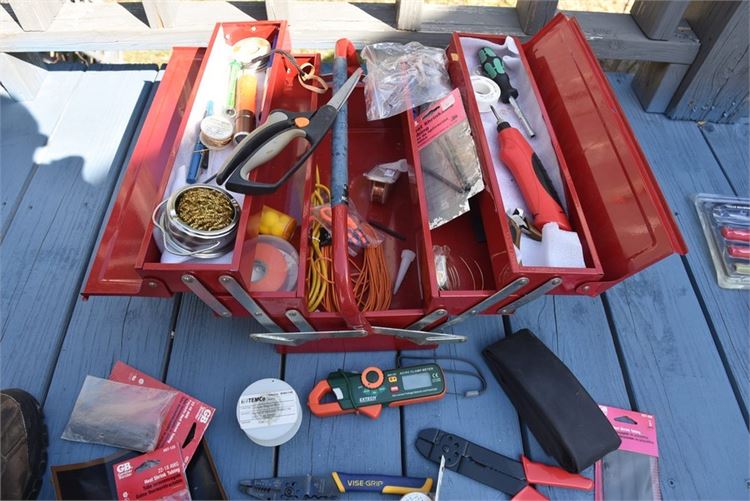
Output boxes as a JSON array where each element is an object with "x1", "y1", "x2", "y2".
[
  {"x1": 236, "y1": 378, "x2": 302, "y2": 447},
  {"x1": 470, "y1": 75, "x2": 501, "y2": 113}
]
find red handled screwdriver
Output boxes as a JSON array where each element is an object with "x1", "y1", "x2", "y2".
[{"x1": 491, "y1": 105, "x2": 571, "y2": 231}]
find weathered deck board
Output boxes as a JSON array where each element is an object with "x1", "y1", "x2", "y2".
[
  {"x1": 38, "y1": 70, "x2": 178, "y2": 500},
  {"x1": 609, "y1": 74, "x2": 750, "y2": 417},
  {"x1": 701, "y1": 122, "x2": 750, "y2": 197},
  {"x1": 401, "y1": 316, "x2": 522, "y2": 500},
  {"x1": 165, "y1": 295, "x2": 283, "y2": 498},
  {"x1": 507, "y1": 295, "x2": 630, "y2": 500},
  {"x1": 0, "y1": 66, "x2": 157, "y2": 401},
  {"x1": 605, "y1": 257, "x2": 748, "y2": 499},
  {"x1": 278, "y1": 349, "x2": 401, "y2": 500},
  {"x1": 0, "y1": 65, "x2": 85, "y2": 235},
  {"x1": 38, "y1": 296, "x2": 175, "y2": 500}
]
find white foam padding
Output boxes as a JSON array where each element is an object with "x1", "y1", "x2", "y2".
[{"x1": 460, "y1": 36, "x2": 585, "y2": 268}]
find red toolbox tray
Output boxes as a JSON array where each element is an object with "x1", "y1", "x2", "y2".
[{"x1": 84, "y1": 16, "x2": 685, "y2": 352}]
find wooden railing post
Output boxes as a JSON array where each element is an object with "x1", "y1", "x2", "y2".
[
  {"x1": 631, "y1": 0, "x2": 689, "y2": 40},
  {"x1": 668, "y1": 1, "x2": 749, "y2": 123},
  {"x1": 7, "y1": 0, "x2": 64, "y2": 31},
  {"x1": 266, "y1": 0, "x2": 292, "y2": 20},
  {"x1": 631, "y1": 0, "x2": 691, "y2": 113},
  {"x1": 396, "y1": 0, "x2": 423, "y2": 31},
  {"x1": 516, "y1": 0, "x2": 558, "y2": 35},
  {"x1": 0, "y1": 53, "x2": 47, "y2": 101}
]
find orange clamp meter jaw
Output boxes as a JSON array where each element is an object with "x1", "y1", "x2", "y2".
[{"x1": 307, "y1": 364, "x2": 446, "y2": 420}]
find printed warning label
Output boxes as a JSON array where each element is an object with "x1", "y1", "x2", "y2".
[{"x1": 238, "y1": 390, "x2": 298, "y2": 429}]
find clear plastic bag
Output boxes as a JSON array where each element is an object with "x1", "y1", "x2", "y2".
[
  {"x1": 361, "y1": 42, "x2": 452, "y2": 121},
  {"x1": 62, "y1": 376, "x2": 177, "y2": 452}
]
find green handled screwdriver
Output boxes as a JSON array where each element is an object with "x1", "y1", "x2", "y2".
[{"x1": 478, "y1": 47, "x2": 535, "y2": 138}]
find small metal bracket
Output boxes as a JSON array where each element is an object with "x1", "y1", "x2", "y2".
[
  {"x1": 251, "y1": 329, "x2": 367, "y2": 347},
  {"x1": 218, "y1": 275, "x2": 281, "y2": 332},
  {"x1": 435, "y1": 277, "x2": 530, "y2": 331},
  {"x1": 498, "y1": 277, "x2": 562, "y2": 315},
  {"x1": 182, "y1": 274, "x2": 231, "y2": 318},
  {"x1": 371, "y1": 326, "x2": 467, "y2": 345},
  {"x1": 407, "y1": 309, "x2": 448, "y2": 330},
  {"x1": 285, "y1": 309, "x2": 314, "y2": 332}
]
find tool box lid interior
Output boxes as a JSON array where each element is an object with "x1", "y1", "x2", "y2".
[
  {"x1": 83, "y1": 47, "x2": 205, "y2": 297},
  {"x1": 519, "y1": 13, "x2": 687, "y2": 291}
]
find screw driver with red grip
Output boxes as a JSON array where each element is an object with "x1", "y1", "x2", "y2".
[{"x1": 491, "y1": 106, "x2": 571, "y2": 231}]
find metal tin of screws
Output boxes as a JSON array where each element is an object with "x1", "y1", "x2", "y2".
[{"x1": 152, "y1": 184, "x2": 240, "y2": 259}]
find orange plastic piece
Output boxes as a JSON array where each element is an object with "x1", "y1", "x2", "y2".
[
  {"x1": 521, "y1": 456, "x2": 593, "y2": 491},
  {"x1": 361, "y1": 367, "x2": 383, "y2": 389}
]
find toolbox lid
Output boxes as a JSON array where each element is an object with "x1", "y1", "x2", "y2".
[
  {"x1": 523, "y1": 14, "x2": 687, "y2": 291},
  {"x1": 83, "y1": 48, "x2": 204, "y2": 297}
]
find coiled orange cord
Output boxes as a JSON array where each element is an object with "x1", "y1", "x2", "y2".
[{"x1": 306, "y1": 168, "x2": 392, "y2": 312}]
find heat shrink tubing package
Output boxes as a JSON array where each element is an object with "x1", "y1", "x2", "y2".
[
  {"x1": 461, "y1": 36, "x2": 586, "y2": 268},
  {"x1": 61, "y1": 376, "x2": 177, "y2": 452}
]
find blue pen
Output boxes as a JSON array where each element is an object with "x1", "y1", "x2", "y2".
[{"x1": 186, "y1": 101, "x2": 213, "y2": 184}]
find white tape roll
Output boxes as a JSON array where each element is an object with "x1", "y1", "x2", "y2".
[
  {"x1": 236, "y1": 378, "x2": 302, "y2": 447},
  {"x1": 470, "y1": 75, "x2": 501, "y2": 113}
]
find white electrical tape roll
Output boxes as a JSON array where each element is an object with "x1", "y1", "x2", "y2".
[
  {"x1": 400, "y1": 493, "x2": 432, "y2": 501},
  {"x1": 236, "y1": 378, "x2": 302, "y2": 447},
  {"x1": 470, "y1": 75, "x2": 501, "y2": 113}
]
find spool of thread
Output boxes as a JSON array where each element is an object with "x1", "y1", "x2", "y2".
[
  {"x1": 234, "y1": 73, "x2": 258, "y2": 144},
  {"x1": 200, "y1": 114, "x2": 234, "y2": 150},
  {"x1": 236, "y1": 378, "x2": 302, "y2": 447},
  {"x1": 248, "y1": 235, "x2": 299, "y2": 292},
  {"x1": 470, "y1": 75, "x2": 501, "y2": 113}
]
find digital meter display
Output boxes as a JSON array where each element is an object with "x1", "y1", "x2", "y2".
[{"x1": 401, "y1": 372, "x2": 432, "y2": 391}]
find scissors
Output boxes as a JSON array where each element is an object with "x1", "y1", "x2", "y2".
[{"x1": 216, "y1": 68, "x2": 363, "y2": 195}]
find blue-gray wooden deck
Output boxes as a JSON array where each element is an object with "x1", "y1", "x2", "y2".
[{"x1": 1, "y1": 65, "x2": 748, "y2": 500}]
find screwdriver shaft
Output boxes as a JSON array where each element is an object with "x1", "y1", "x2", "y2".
[{"x1": 509, "y1": 97, "x2": 535, "y2": 138}]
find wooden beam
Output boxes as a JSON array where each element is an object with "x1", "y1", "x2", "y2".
[
  {"x1": 265, "y1": 0, "x2": 292, "y2": 20},
  {"x1": 668, "y1": 1, "x2": 749, "y2": 123},
  {"x1": 633, "y1": 61, "x2": 689, "y2": 113},
  {"x1": 142, "y1": 0, "x2": 167, "y2": 29},
  {"x1": 396, "y1": 0, "x2": 423, "y2": 31},
  {"x1": 0, "y1": 1, "x2": 700, "y2": 65},
  {"x1": 0, "y1": 52, "x2": 47, "y2": 101},
  {"x1": 515, "y1": 0, "x2": 557, "y2": 35},
  {"x1": 631, "y1": 0, "x2": 689, "y2": 40},
  {"x1": 7, "y1": 0, "x2": 63, "y2": 31}
]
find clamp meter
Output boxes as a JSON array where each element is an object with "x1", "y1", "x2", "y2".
[{"x1": 308, "y1": 364, "x2": 446, "y2": 419}]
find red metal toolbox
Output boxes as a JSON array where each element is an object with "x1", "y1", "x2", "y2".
[{"x1": 84, "y1": 16, "x2": 686, "y2": 352}]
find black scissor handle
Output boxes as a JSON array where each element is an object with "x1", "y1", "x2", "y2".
[{"x1": 223, "y1": 106, "x2": 339, "y2": 195}]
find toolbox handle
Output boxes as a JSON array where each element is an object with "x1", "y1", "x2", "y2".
[{"x1": 331, "y1": 40, "x2": 372, "y2": 333}]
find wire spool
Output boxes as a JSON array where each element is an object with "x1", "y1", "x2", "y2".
[
  {"x1": 400, "y1": 493, "x2": 432, "y2": 501},
  {"x1": 234, "y1": 73, "x2": 258, "y2": 144},
  {"x1": 236, "y1": 378, "x2": 302, "y2": 447},
  {"x1": 152, "y1": 185, "x2": 240, "y2": 258},
  {"x1": 231, "y1": 37, "x2": 271, "y2": 71},
  {"x1": 200, "y1": 115, "x2": 234, "y2": 150},
  {"x1": 470, "y1": 75, "x2": 501, "y2": 113},
  {"x1": 248, "y1": 235, "x2": 299, "y2": 292}
]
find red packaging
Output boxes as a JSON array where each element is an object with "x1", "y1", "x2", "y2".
[
  {"x1": 109, "y1": 362, "x2": 215, "y2": 466},
  {"x1": 114, "y1": 445, "x2": 190, "y2": 501},
  {"x1": 595, "y1": 406, "x2": 660, "y2": 501}
]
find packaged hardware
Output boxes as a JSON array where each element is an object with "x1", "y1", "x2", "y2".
[
  {"x1": 361, "y1": 42, "x2": 452, "y2": 121},
  {"x1": 113, "y1": 445, "x2": 191, "y2": 501},
  {"x1": 595, "y1": 406, "x2": 661, "y2": 501},
  {"x1": 694, "y1": 193, "x2": 750, "y2": 289},
  {"x1": 62, "y1": 376, "x2": 177, "y2": 452}
]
